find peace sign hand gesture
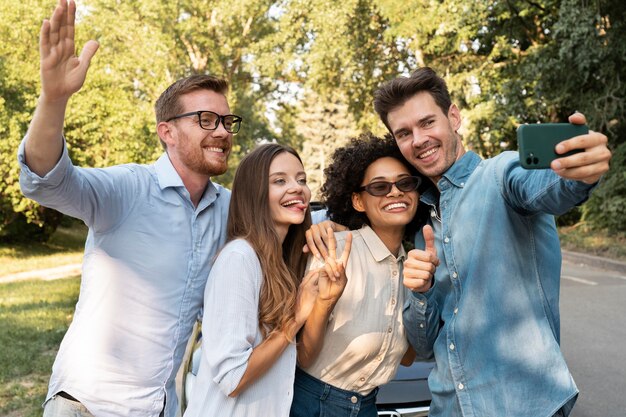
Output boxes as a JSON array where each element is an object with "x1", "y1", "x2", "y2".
[{"x1": 317, "y1": 228, "x2": 352, "y2": 303}]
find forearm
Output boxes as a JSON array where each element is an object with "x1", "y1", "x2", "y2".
[
  {"x1": 297, "y1": 299, "x2": 335, "y2": 369},
  {"x1": 229, "y1": 320, "x2": 300, "y2": 397},
  {"x1": 24, "y1": 94, "x2": 68, "y2": 177},
  {"x1": 404, "y1": 292, "x2": 439, "y2": 360}
]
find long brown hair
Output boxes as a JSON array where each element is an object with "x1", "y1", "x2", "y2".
[{"x1": 227, "y1": 143, "x2": 311, "y2": 338}]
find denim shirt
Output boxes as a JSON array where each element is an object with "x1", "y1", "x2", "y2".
[
  {"x1": 18, "y1": 138, "x2": 230, "y2": 417},
  {"x1": 404, "y1": 151, "x2": 595, "y2": 417}
]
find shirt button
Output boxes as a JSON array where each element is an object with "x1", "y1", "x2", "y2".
[
  {"x1": 419, "y1": 323, "x2": 425, "y2": 328},
  {"x1": 444, "y1": 237, "x2": 450, "y2": 243},
  {"x1": 351, "y1": 396, "x2": 358, "y2": 404},
  {"x1": 387, "y1": 328, "x2": 392, "y2": 333},
  {"x1": 430, "y1": 210, "x2": 436, "y2": 217},
  {"x1": 449, "y1": 343, "x2": 455, "y2": 350},
  {"x1": 454, "y1": 308, "x2": 458, "y2": 314},
  {"x1": 458, "y1": 383, "x2": 465, "y2": 390},
  {"x1": 418, "y1": 300, "x2": 425, "y2": 306},
  {"x1": 392, "y1": 270, "x2": 398, "y2": 276},
  {"x1": 452, "y1": 272, "x2": 458, "y2": 278},
  {"x1": 391, "y1": 299, "x2": 396, "y2": 305},
  {"x1": 360, "y1": 377, "x2": 365, "y2": 382},
  {"x1": 377, "y1": 355, "x2": 383, "y2": 361}
]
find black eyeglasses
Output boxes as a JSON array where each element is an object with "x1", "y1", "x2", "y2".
[
  {"x1": 359, "y1": 176, "x2": 422, "y2": 196},
  {"x1": 166, "y1": 110, "x2": 243, "y2": 134}
]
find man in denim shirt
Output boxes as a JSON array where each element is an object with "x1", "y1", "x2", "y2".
[{"x1": 373, "y1": 67, "x2": 611, "y2": 417}]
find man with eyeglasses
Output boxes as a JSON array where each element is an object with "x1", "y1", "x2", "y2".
[
  {"x1": 17, "y1": 1, "x2": 240, "y2": 416},
  {"x1": 373, "y1": 67, "x2": 611, "y2": 417}
]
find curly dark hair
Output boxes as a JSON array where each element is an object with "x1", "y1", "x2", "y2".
[{"x1": 321, "y1": 133, "x2": 430, "y2": 240}]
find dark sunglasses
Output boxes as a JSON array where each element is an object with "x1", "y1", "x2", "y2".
[
  {"x1": 359, "y1": 176, "x2": 422, "y2": 196},
  {"x1": 166, "y1": 110, "x2": 243, "y2": 134}
]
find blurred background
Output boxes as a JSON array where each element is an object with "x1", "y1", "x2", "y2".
[{"x1": 1, "y1": 0, "x2": 625, "y2": 242}]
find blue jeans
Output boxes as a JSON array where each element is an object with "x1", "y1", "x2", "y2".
[{"x1": 290, "y1": 367, "x2": 379, "y2": 417}]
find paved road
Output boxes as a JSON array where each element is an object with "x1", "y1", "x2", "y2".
[{"x1": 560, "y1": 259, "x2": 626, "y2": 417}]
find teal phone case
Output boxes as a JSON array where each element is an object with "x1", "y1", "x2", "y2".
[{"x1": 517, "y1": 123, "x2": 588, "y2": 169}]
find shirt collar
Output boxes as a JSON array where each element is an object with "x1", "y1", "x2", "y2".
[
  {"x1": 420, "y1": 151, "x2": 482, "y2": 206},
  {"x1": 359, "y1": 225, "x2": 406, "y2": 263},
  {"x1": 153, "y1": 153, "x2": 221, "y2": 208},
  {"x1": 441, "y1": 150, "x2": 482, "y2": 188},
  {"x1": 154, "y1": 153, "x2": 185, "y2": 190}
]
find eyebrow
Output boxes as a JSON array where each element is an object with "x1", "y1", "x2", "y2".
[
  {"x1": 269, "y1": 171, "x2": 306, "y2": 177},
  {"x1": 368, "y1": 173, "x2": 410, "y2": 182},
  {"x1": 392, "y1": 113, "x2": 436, "y2": 135}
]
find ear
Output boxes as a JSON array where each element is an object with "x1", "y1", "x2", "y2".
[
  {"x1": 352, "y1": 192, "x2": 366, "y2": 213},
  {"x1": 447, "y1": 103, "x2": 462, "y2": 132},
  {"x1": 157, "y1": 121, "x2": 176, "y2": 148}
]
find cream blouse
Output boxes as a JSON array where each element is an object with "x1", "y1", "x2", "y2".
[{"x1": 302, "y1": 225, "x2": 410, "y2": 395}]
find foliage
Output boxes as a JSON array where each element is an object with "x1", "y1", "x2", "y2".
[
  {"x1": 0, "y1": 0, "x2": 624, "y2": 235},
  {"x1": 0, "y1": 277, "x2": 80, "y2": 417},
  {"x1": 583, "y1": 142, "x2": 626, "y2": 231},
  {"x1": 294, "y1": 90, "x2": 358, "y2": 199},
  {"x1": 559, "y1": 223, "x2": 626, "y2": 262}
]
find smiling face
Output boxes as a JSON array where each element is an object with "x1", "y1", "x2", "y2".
[
  {"x1": 268, "y1": 152, "x2": 311, "y2": 241},
  {"x1": 162, "y1": 89, "x2": 233, "y2": 178},
  {"x1": 351, "y1": 156, "x2": 418, "y2": 236},
  {"x1": 387, "y1": 91, "x2": 464, "y2": 184}
]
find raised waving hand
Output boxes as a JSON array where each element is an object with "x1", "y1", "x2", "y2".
[
  {"x1": 40, "y1": 0, "x2": 99, "y2": 102},
  {"x1": 25, "y1": 0, "x2": 100, "y2": 177},
  {"x1": 403, "y1": 225, "x2": 439, "y2": 293}
]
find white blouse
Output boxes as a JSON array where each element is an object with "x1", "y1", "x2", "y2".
[{"x1": 183, "y1": 239, "x2": 297, "y2": 417}]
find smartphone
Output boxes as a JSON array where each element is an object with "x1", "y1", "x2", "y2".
[{"x1": 517, "y1": 123, "x2": 588, "y2": 169}]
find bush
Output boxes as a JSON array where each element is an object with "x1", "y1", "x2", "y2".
[
  {"x1": 0, "y1": 208, "x2": 63, "y2": 243},
  {"x1": 583, "y1": 142, "x2": 626, "y2": 232}
]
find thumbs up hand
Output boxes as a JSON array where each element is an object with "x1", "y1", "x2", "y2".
[{"x1": 403, "y1": 225, "x2": 439, "y2": 293}]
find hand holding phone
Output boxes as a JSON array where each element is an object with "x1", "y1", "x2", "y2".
[{"x1": 517, "y1": 123, "x2": 588, "y2": 169}]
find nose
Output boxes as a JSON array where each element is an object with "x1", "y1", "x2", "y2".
[
  {"x1": 211, "y1": 120, "x2": 230, "y2": 138},
  {"x1": 387, "y1": 183, "x2": 404, "y2": 197},
  {"x1": 287, "y1": 179, "x2": 304, "y2": 193},
  {"x1": 411, "y1": 127, "x2": 428, "y2": 148}
]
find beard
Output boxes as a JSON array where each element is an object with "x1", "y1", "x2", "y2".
[{"x1": 177, "y1": 132, "x2": 230, "y2": 177}]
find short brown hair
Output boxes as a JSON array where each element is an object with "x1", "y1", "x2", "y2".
[
  {"x1": 374, "y1": 67, "x2": 451, "y2": 133},
  {"x1": 154, "y1": 74, "x2": 229, "y2": 124}
]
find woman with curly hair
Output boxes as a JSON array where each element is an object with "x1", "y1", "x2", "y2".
[
  {"x1": 290, "y1": 133, "x2": 429, "y2": 417},
  {"x1": 184, "y1": 144, "x2": 320, "y2": 417}
]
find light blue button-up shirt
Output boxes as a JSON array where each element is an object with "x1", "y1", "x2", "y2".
[
  {"x1": 404, "y1": 151, "x2": 595, "y2": 417},
  {"x1": 18, "y1": 139, "x2": 230, "y2": 417}
]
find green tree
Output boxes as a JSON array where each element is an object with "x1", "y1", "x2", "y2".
[
  {"x1": 376, "y1": 0, "x2": 625, "y2": 230},
  {"x1": 294, "y1": 90, "x2": 358, "y2": 199}
]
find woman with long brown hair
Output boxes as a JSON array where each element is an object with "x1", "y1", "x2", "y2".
[{"x1": 184, "y1": 143, "x2": 320, "y2": 417}]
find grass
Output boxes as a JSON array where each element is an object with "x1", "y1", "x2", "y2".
[
  {"x1": 0, "y1": 277, "x2": 80, "y2": 417},
  {"x1": 0, "y1": 223, "x2": 87, "y2": 276},
  {"x1": 558, "y1": 223, "x2": 626, "y2": 262}
]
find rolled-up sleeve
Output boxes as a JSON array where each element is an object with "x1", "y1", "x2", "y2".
[
  {"x1": 18, "y1": 136, "x2": 138, "y2": 231},
  {"x1": 18, "y1": 136, "x2": 72, "y2": 192},
  {"x1": 202, "y1": 242, "x2": 262, "y2": 396}
]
